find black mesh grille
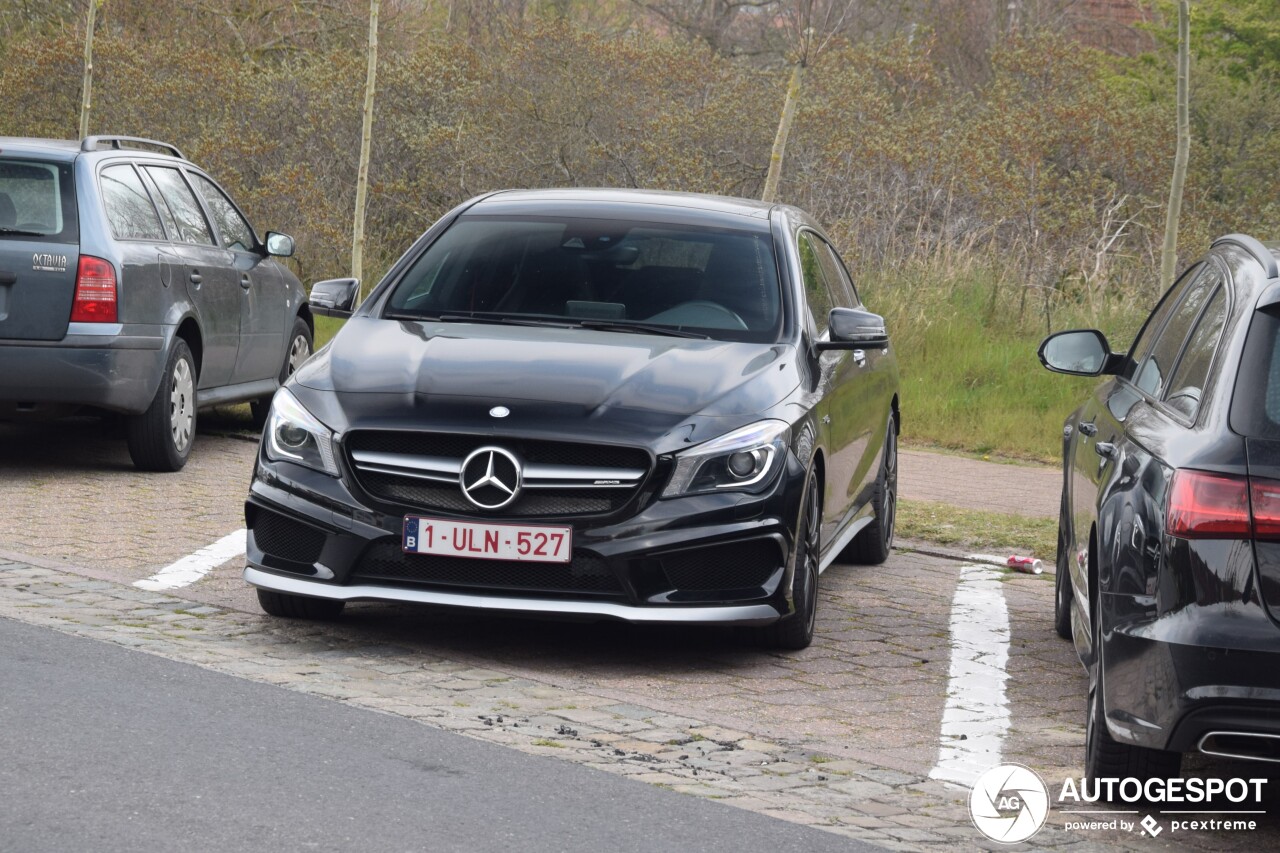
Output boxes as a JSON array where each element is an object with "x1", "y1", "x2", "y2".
[
  {"x1": 353, "y1": 539, "x2": 625, "y2": 597},
  {"x1": 345, "y1": 431, "x2": 650, "y2": 517},
  {"x1": 253, "y1": 509, "x2": 325, "y2": 564},
  {"x1": 660, "y1": 540, "x2": 781, "y2": 591}
]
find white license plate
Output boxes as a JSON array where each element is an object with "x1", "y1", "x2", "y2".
[{"x1": 402, "y1": 516, "x2": 572, "y2": 564}]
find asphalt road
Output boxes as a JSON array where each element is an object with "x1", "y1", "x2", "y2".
[{"x1": 0, "y1": 616, "x2": 876, "y2": 853}]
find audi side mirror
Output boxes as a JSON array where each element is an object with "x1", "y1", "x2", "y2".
[
  {"x1": 1038, "y1": 329, "x2": 1122, "y2": 376},
  {"x1": 310, "y1": 278, "x2": 359, "y2": 318}
]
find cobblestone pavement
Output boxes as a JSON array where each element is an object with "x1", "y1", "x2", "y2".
[{"x1": 3, "y1": 418, "x2": 1278, "y2": 850}]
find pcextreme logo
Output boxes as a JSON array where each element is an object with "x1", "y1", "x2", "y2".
[{"x1": 968, "y1": 764, "x2": 1051, "y2": 844}]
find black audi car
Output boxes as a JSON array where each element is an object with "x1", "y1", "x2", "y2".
[
  {"x1": 1040, "y1": 234, "x2": 1280, "y2": 780},
  {"x1": 243, "y1": 189, "x2": 900, "y2": 649}
]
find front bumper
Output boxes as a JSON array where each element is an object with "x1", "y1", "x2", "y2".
[
  {"x1": 243, "y1": 446, "x2": 807, "y2": 626},
  {"x1": 0, "y1": 323, "x2": 166, "y2": 414}
]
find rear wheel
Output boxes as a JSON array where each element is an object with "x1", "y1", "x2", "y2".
[
  {"x1": 256, "y1": 588, "x2": 345, "y2": 621},
  {"x1": 846, "y1": 414, "x2": 897, "y2": 564},
  {"x1": 251, "y1": 316, "x2": 313, "y2": 427},
  {"x1": 757, "y1": 473, "x2": 821, "y2": 650},
  {"x1": 1084, "y1": 587, "x2": 1180, "y2": 785},
  {"x1": 1054, "y1": 496, "x2": 1074, "y2": 640},
  {"x1": 127, "y1": 339, "x2": 197, "y2": 472}
]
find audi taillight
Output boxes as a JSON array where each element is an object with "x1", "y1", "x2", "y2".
[
  {"x1": 70, "y1": 255, "x2": 117, "y2": 323},
  {"x1": 1167, "y1": 469, "x2": 1280, "y2": 539}
]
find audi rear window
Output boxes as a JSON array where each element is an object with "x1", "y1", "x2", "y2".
[
  {"x1": 0, "y1": 158, "x2": 78, "y2": 244},
  {"x1": 1231, "y1": 307, "x2": 1280, "y2": 437}
]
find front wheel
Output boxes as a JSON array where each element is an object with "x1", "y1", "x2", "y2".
[
  {"x1": 127, "y1": 339, "x2": 197, "y2": 472},
  {"x1": 251, "y1": 316, "x2": 313, "y2": 427},
  {"x1": 757, "y1": 473, "x2": 821, "y2": 650}
]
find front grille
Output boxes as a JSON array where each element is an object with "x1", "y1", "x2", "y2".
[
  {"x1": 252, "y1": 509, "x2": 326, "y2": 564},
  {"x1": 660, "y1": 540, "x2": 781, "y2": 591},
  {"x1": 352, "y1": 539, "x2": 625, "y2": 597},
  {"x1": 345, "y1": 430, "x2": 651, "y2": 518}
]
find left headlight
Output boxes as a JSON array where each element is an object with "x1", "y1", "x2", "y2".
[
  {"x1": 662, "y1": 420, "x2": 791, "y2": 498},
  {"x1": 264, "y1": 388, "x2": 339, "y2": 476}
]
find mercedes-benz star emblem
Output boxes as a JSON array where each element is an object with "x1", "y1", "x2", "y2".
[{"x1": 459, "y1": 446, "x2": 522, "y2": 510}]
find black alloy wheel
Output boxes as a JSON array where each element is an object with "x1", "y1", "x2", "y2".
[
  {"x1": 1084, "y1": 584, "x2": 1180, "y2": 785},
  {"x1": 758, "y1": 473, "x2": 821, "y2": 650}
]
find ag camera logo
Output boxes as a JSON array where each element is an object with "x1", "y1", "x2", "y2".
[{"x1": 969, "y1": 764, "x2": 1050, "y2": 843}]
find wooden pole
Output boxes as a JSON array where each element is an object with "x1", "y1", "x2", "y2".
[
  {"x1": 78, "y1": 0, "x2": 102, "y2": 139},
  {"x1": 352, "y1": 0, "x2": 381, "y2": 297},
  {"x1": 1159, "y1": 0, "x2": 1190, "y2": 291}
]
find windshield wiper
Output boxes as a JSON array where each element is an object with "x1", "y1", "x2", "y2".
[
  {"x1": 576, "y1": 320, "x2": 710, "y2": 340},
  {"x1": 381, "y1": 310, "x2": 573, "y2": 329},
  {"x1": 0, "y1": 228, "x2": 46, "y2": 237}
]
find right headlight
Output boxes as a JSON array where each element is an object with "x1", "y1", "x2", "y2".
[
  {"x1": 661, "y1": 420, "x2": 791, "y2": 498},
  {"x1": 263, "y1": 388, "x2": 339, "y2": 476}
]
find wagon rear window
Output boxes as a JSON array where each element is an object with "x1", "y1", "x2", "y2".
[{"x1": 0, "y1": 158, "x2": 78, "y2": 244}]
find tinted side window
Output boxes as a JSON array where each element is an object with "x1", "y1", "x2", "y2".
[
  {"x1": 144, "y1": 166, "x2": 213, "y2": 246},
  {"x1": 813, "y1": 238, "x2": 857, "y2": 308},
  {"x1": 1126, "y1": 263, "x2": 1203, "y2": 377},
  {"x1": 100, "y1": 165, "x2": 164, "y2": 241},
  {"x1": 798, "y1": 232, "x2": 834, "y2": 335},
  {"x1": 191, "y1": 173, "x2": 255, "y2": 252},
  {"x1": 1163, "y1": 285, "x2": 1226, "y2": 420},
  {"x1": 1134, "y1": 268, "x2": 1219, "y2": 397}
]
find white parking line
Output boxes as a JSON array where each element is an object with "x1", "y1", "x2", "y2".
[
  {"x1": 133, "y1": 529, "x2": 247, "y2": 592},
  {"x1": 929, "y1": 563, "x2": 1011, "y2": 787}
]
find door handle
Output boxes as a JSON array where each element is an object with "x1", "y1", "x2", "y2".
[
  {"x1": 240, "y1": 275, "x2": 252, "y2": 290},
  {"x1": 1094, "y1": 442, "x2": 1116, "y2": 460},
  {"x1": 1078, "y1": 421, "x2": 1098, "y2": 437},
  {"x1": 189, "y1": 270, "x2": 202, "y2": 285},
  {"x1": 853, "y1": 349, "x2": 867, "y2": 366}
]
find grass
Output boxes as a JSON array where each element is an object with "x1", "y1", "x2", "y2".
[
  {"x1": 864, "y1": 263, "x2": 1149, "y2": 462},
  {"x1": 897, "y1": 499, "x2": 1059, "y2": 563}
]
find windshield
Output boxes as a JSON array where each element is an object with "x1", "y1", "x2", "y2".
[
  {"x1": 384, "y1": 214, "x2": 783, "y2": 343},
  {"x1": 0, "y1": 158, "x2": 78, "y2": 243}
]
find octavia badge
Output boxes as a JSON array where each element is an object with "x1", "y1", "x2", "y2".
[{"x1": 460, "y1": 446, "x2": 522, "y2": 510}]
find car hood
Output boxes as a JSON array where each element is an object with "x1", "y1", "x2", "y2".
[{"x1": 293, "y1": 318, "x2": 799, "y2": 451}]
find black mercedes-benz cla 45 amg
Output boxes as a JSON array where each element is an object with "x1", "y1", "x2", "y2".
[
  {"x1": 1040, "y1": 234, "x2": 1280, "y2": 781},
  {"x1": 244, "y1": 189, "x2": 900, "y2": 649}
]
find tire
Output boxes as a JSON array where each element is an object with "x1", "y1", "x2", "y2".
[
  {"x1": 251, "y1": 316, "x2": 313, "y2": 428},
  {"x1": 757, "y1": 473, "x2": 821, "y2": 650},
  {"x1": 1084, "y1": 587, "x2": 1180, "y2": 785},
  {"x1": 127, "y1": 339, "x2": 197, "y2": 472},
  {"x1": 256, "y1": 588, "x2": 345, "y2": 621},
  {"x1": 846, "y1": 414, "x2": 897, "y2": 565},
  {"x1": 1054, "y1": 496, "x2": 1074, "y2": 640}
]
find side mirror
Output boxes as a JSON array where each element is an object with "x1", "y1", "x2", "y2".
[
  {"x1": 817, "y1": 306, "x2": 889, "y2": 351},
  {"x1": 1038, "y1": 329, "x2": 1119, "y2": 376},
  {"x1": 310, "y1": 277, "x2": 359, "y2": 318},
  {"x1": 264, "y1": 231, "x2": 295, "y2": 258}
]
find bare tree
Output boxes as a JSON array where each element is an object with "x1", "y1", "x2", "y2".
[
  {"x1": 352, "y1": 0, "x2": 380, "y2": 294},
  {"x1": 761, "y1": 0, "x2": 854, "y2": 202},
  {"x1": 78, "y1": 0, "x2": 103, "y2": 138},
  {"x1": 1160, "y1": 0, "x2": 1189, "y2": 290}
]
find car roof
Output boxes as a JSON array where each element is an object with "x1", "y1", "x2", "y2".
[
  {"x1": 470, "y1": 188, "x2": 778, "y2": 228},
  {"x1": 0, "y1": 137, "x2": 83, "y2": 162}
]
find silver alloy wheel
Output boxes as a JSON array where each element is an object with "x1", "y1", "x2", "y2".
[
  {"x1": 287, "y1": 333, "x2": 310, "y2": 376},
  {"x1": 169, "y1": 356, "x2": 194, "y2": 452}
]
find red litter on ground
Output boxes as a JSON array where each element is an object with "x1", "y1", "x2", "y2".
[{"x1": 1007, "y1": 555, "x2": 1044, "y2": 574}]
